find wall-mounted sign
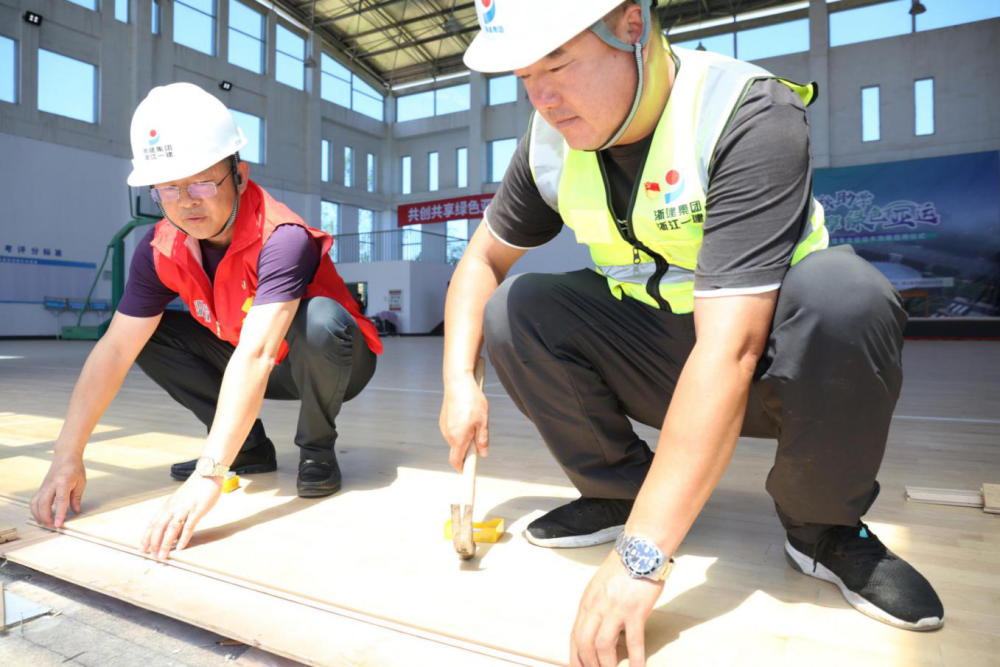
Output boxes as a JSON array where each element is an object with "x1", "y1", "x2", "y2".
[
  {"x1": 388, "y1": 290, "x2": 402, "y2": 311},
  {"x1": 814, "y1": 150, "x2": 1000, "y2": 319},
  {"x1": 398, "y1": 193, "x2": 495, "y2": 227}
]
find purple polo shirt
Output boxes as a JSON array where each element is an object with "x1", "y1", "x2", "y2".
[{"x1": 118, "y1": 224, "x2": 321, "y2": 318}]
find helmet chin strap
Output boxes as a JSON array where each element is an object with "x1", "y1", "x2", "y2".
[{"x1": 588, "y1": 0, "x2": 654, "y2": 152}]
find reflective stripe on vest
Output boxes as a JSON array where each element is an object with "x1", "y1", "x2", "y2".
[{"x1": 528, "y1": 40, "x2": 829, "y2": 313}]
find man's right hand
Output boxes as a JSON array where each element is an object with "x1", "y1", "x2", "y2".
[
  {"x1": 440, "y1": 375, "x2": 490, "y2": 472},
  {"x1": 31, "y1": 456, "x2": 87, "y2": 528}
]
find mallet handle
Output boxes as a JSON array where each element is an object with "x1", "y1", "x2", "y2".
[{"x1": 459, "y1": 356, "x2": 487, "y2": 507}]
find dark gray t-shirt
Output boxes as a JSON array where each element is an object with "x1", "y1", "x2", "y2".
[{"x1": 485, "y1": 77, "x2": 814, "y2": 296}]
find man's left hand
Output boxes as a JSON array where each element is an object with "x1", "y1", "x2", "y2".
[
  {"x1": 141, "y1": 475, "x2": 222, "y2": 560},
  {"x1": 570, "y1": 549, "x2": 665, "y2": 667}
]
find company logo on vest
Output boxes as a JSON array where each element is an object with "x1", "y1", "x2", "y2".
[{"x1": 663, "y1": 169, "x2": 685, "y2": 204}]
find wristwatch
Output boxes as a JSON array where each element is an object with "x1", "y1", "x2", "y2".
[
  {"x1": 195, "y1": 456, "x2": 229, "y2": 478},
  {"x1": 615, "y1": 532, "x2": 675, "y2": 581}
]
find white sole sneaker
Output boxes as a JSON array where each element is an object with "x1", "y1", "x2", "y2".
[
  {"x1": 784, "y1": 539, "x2": 943, "y2": 631},
  {"x1": 525, "y1": 524, "x2": 625, "y2": 549}
]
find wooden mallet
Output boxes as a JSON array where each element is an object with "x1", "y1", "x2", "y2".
[{"x1": 450, "y1": 356, "x2": 487, "y2": 560}]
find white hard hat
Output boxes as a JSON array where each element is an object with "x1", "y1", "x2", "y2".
[
  {"x1": 464, "y1": 0, "x2": 647, "y2": 73},
  {"x1": 126, "y1": 82, "x2": 247, "y2": 187}
]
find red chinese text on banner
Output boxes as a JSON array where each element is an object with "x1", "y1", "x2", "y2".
[{"x1": 397, "y1": 194, "x2": 495, "y2": 227}]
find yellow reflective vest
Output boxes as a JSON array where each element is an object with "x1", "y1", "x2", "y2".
[{"x1": 527, "y1": 40, "x2": 829, "y2": 313}]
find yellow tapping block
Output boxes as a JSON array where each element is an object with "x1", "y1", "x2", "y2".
[
  {"x1": 222, "y1": 472, "x2": 240, "y2": 493},
  {"x1": 443, "y1": 517, "x2": 505, "y2": 543}
]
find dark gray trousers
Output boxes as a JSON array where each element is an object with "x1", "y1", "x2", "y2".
[
  {"x1": 483, "y1": 245, "x2": 907, "y2": 542},
  {"x1": 135, "y1": 297, "x2": 377, "y2": 463}
]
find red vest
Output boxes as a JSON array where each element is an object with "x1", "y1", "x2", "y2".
[{"x1": 150, "y1": 181, "x2": 382, "y2": 364}]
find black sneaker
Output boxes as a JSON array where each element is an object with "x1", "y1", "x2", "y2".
[
  {"x1": 170, "y1": 439, "x2": 277, "y2": 481},
  {"x1": 297, "y1": 457, "x2": 342, "y2": 498},
  {"x1": 785, "y1": 523, "x2": 944, "y2": 631},
  {"x1": 525, "y1": 497, "x2": 634, "y2": 548}
]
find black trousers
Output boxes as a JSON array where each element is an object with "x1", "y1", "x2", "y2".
[
  {"x1": 136, "y1": 297, "x2": 377, "y2": 463},
  {"x1": 483, "y1": 245, "x2": 907, "y2": 542}
]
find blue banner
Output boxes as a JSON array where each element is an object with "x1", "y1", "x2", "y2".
[{"x1": 815, "y1": 151, "x2": 1000, "y2": 318}]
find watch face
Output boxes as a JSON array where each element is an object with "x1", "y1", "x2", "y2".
[
  {"x1": 625, "y1": 538, "x2": 664, "y2": 577},
  {"x1": 196, "y1": 457, "x2": 214, "y2": 476}
]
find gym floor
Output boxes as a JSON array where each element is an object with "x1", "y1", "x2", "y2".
[{"x1": 1, "y1": 337, "x2": 998, "y2": 666}]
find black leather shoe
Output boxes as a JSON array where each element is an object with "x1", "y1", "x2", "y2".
[
  {"x1": 297, "y1": 457, "x2": 342, "y2": 498},
  {"x1": 170, "y1": 439, "x2": 277, "y2": 481}
]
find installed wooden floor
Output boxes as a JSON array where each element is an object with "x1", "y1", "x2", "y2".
[{"x1": 0, "y1": 338, "x2": 998, "y2": 666}]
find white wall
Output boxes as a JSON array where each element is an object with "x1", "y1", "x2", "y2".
[{"x1": 335, "y1": 260, "x2": 455, "y2": 335}]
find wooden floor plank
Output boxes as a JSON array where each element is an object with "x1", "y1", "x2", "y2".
[{"x1": 0, "y1": 338, "x2": 998, "y2": 666}]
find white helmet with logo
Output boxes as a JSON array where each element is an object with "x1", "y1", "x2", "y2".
[
  {"x1": 126, "y1": 82, "x2": 247, "y2": 187},
  {"x1": 463, "y1": 0, "x2": 653, "y2": 73},
  {"x1": 464, "y1": 0, "x2": 656, "y2": 151}
]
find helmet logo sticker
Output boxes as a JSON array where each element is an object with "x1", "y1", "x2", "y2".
[
  {"x1": 644, "y1": 182, "x2": 662, "y2": 200},
  {"x1": 478, "y1": 0, "x2": 504, "y2": 33},
  {"x1": 663, "y1": 169, "x2": 685, "y2": 204},
  {"x1": 149, "y1": 129, "x2": 160, "y2": 146},
  {"x1": 481, "y1": 0, "x2": 496, "y2": 23}
]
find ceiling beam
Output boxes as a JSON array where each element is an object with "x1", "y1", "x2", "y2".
[
  {"x1": 358, "y1": 25, "x2": 479, "y2": 59},
  {"x1": 316, "y1": 0, "x2": 409, "y2": 27},
  {"x1": 344, "y1": 2, "x2": 476, "y2": 43}
]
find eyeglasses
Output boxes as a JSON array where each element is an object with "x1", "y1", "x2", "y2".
[{"x1": 150, "y1": 171, "x2": 233, "y2": 204}]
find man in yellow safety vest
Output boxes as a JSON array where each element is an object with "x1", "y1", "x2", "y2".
[{"x1": 440, "y1": 1, "x2": 943, "y2": 664}]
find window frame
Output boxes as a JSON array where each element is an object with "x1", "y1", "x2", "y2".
[
  {"x1": 861, "y1": 85, "x2": 881, "y2": 143},
  {"x1": 37, "y1": 48, "x2": 98, "y2": 124},
  {"x1": 914, "y1": 78, "x2": 935, "y2": 137},
  {"x1": 173, "y1": 0, "x2": 218, "y2": 57},
  {"x1": 227, "y1": 0, "x2": 266, "y2": 74},
  {"x1": 274, "y1": 22, "x2": 306, "y2": 91}
]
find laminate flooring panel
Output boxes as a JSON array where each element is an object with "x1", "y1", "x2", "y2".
[{"x1": 0, "y1": 338, "x2": 998, "y2": 666}]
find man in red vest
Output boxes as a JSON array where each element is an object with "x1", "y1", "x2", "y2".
[{"x1": 30, "y1": 83, "x2": 381, "y2": 559}]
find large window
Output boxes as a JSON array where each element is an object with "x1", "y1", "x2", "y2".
[
  {"x1": 115, "y1": 0, "x2": 128, "y2": 23},
  {"x1": 401, "y1": 156, "x2": 412, "y2": 195},
  {"x1": 396, "y1": 83, "x2": 471, "y2": 122},
  {"x1": 321, "y1": 139, "x2": 330, "y2": 182},
  {"x1": 457, "y1": 147, "x2": 468, "y2": 189},
  {"x1": 229, "y1": 0, "x2": 264, "y2": 74},
  {"x1": 321, "y1": 201, "x2": 339, "y2": 261},
  {"x1": 152, "y1": 0, "x2": 161, "y2": 34},
  {"x1": 736, "y1": 19, "x2": 808, "y2": 61},
  {"x1": 275, "y1": 25, "x2": 305, "y2": 90},
  {"x1": 344, "y1": 146, "x2": 354, "y2": 187},
  {"x1": 488, "y1": 75, "x2": 517, "y2": 105},
  {"x1": 830, "y1": 0, "x2": 1000, "y2": 47},
  {"x1": 352, "y1": 76, "x2": 384, "y2": 121},
  {"x1": 916, "y1": 0, "x2": 1000, "y2": 31},
  {"x1": 358, "y1": 209, "x2": 374, "y2": 262},
  {"x1": 366, "y1": 153, "x2": 376, "y2": 193},
  {"x1": 174, "y1": 0, "x2": 216, "y2": 56},
  {"x1": 672, "y1": 33, "x2": 734, "y2": 58},
  {"x1": 320, "y1": 54, "x2": 385, "y2": 121},
  {"x1": 38, "y1": 50, "x2": 96, "y2": 123},
  {"x1": 861, "y1": 86, "x2": 880, "y2": 143},
  {"x1": 403, "y1": 224, "x2": 422, "y2": 261},
  {"x1": 0, "y1": 37, "x2": 15, "y2": 104},
  {"x1": 447, "y1": 219, "x2": 469, "y2": 265},
  {"x1": 428, "y1": 152, "x2": 439, "y2": 192},
  {"x1": 230, "y1": 109, "x2": 263, "y2": 163},
  {"x1": 67, "y1": 0, "x2": 97, "y2": 10},
  {"x1": 914, "y1": 78, "x2": 934, "y2": 136},
  {"x1": 488, "y1": 139, "x2": 517, "y2": 183}
]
